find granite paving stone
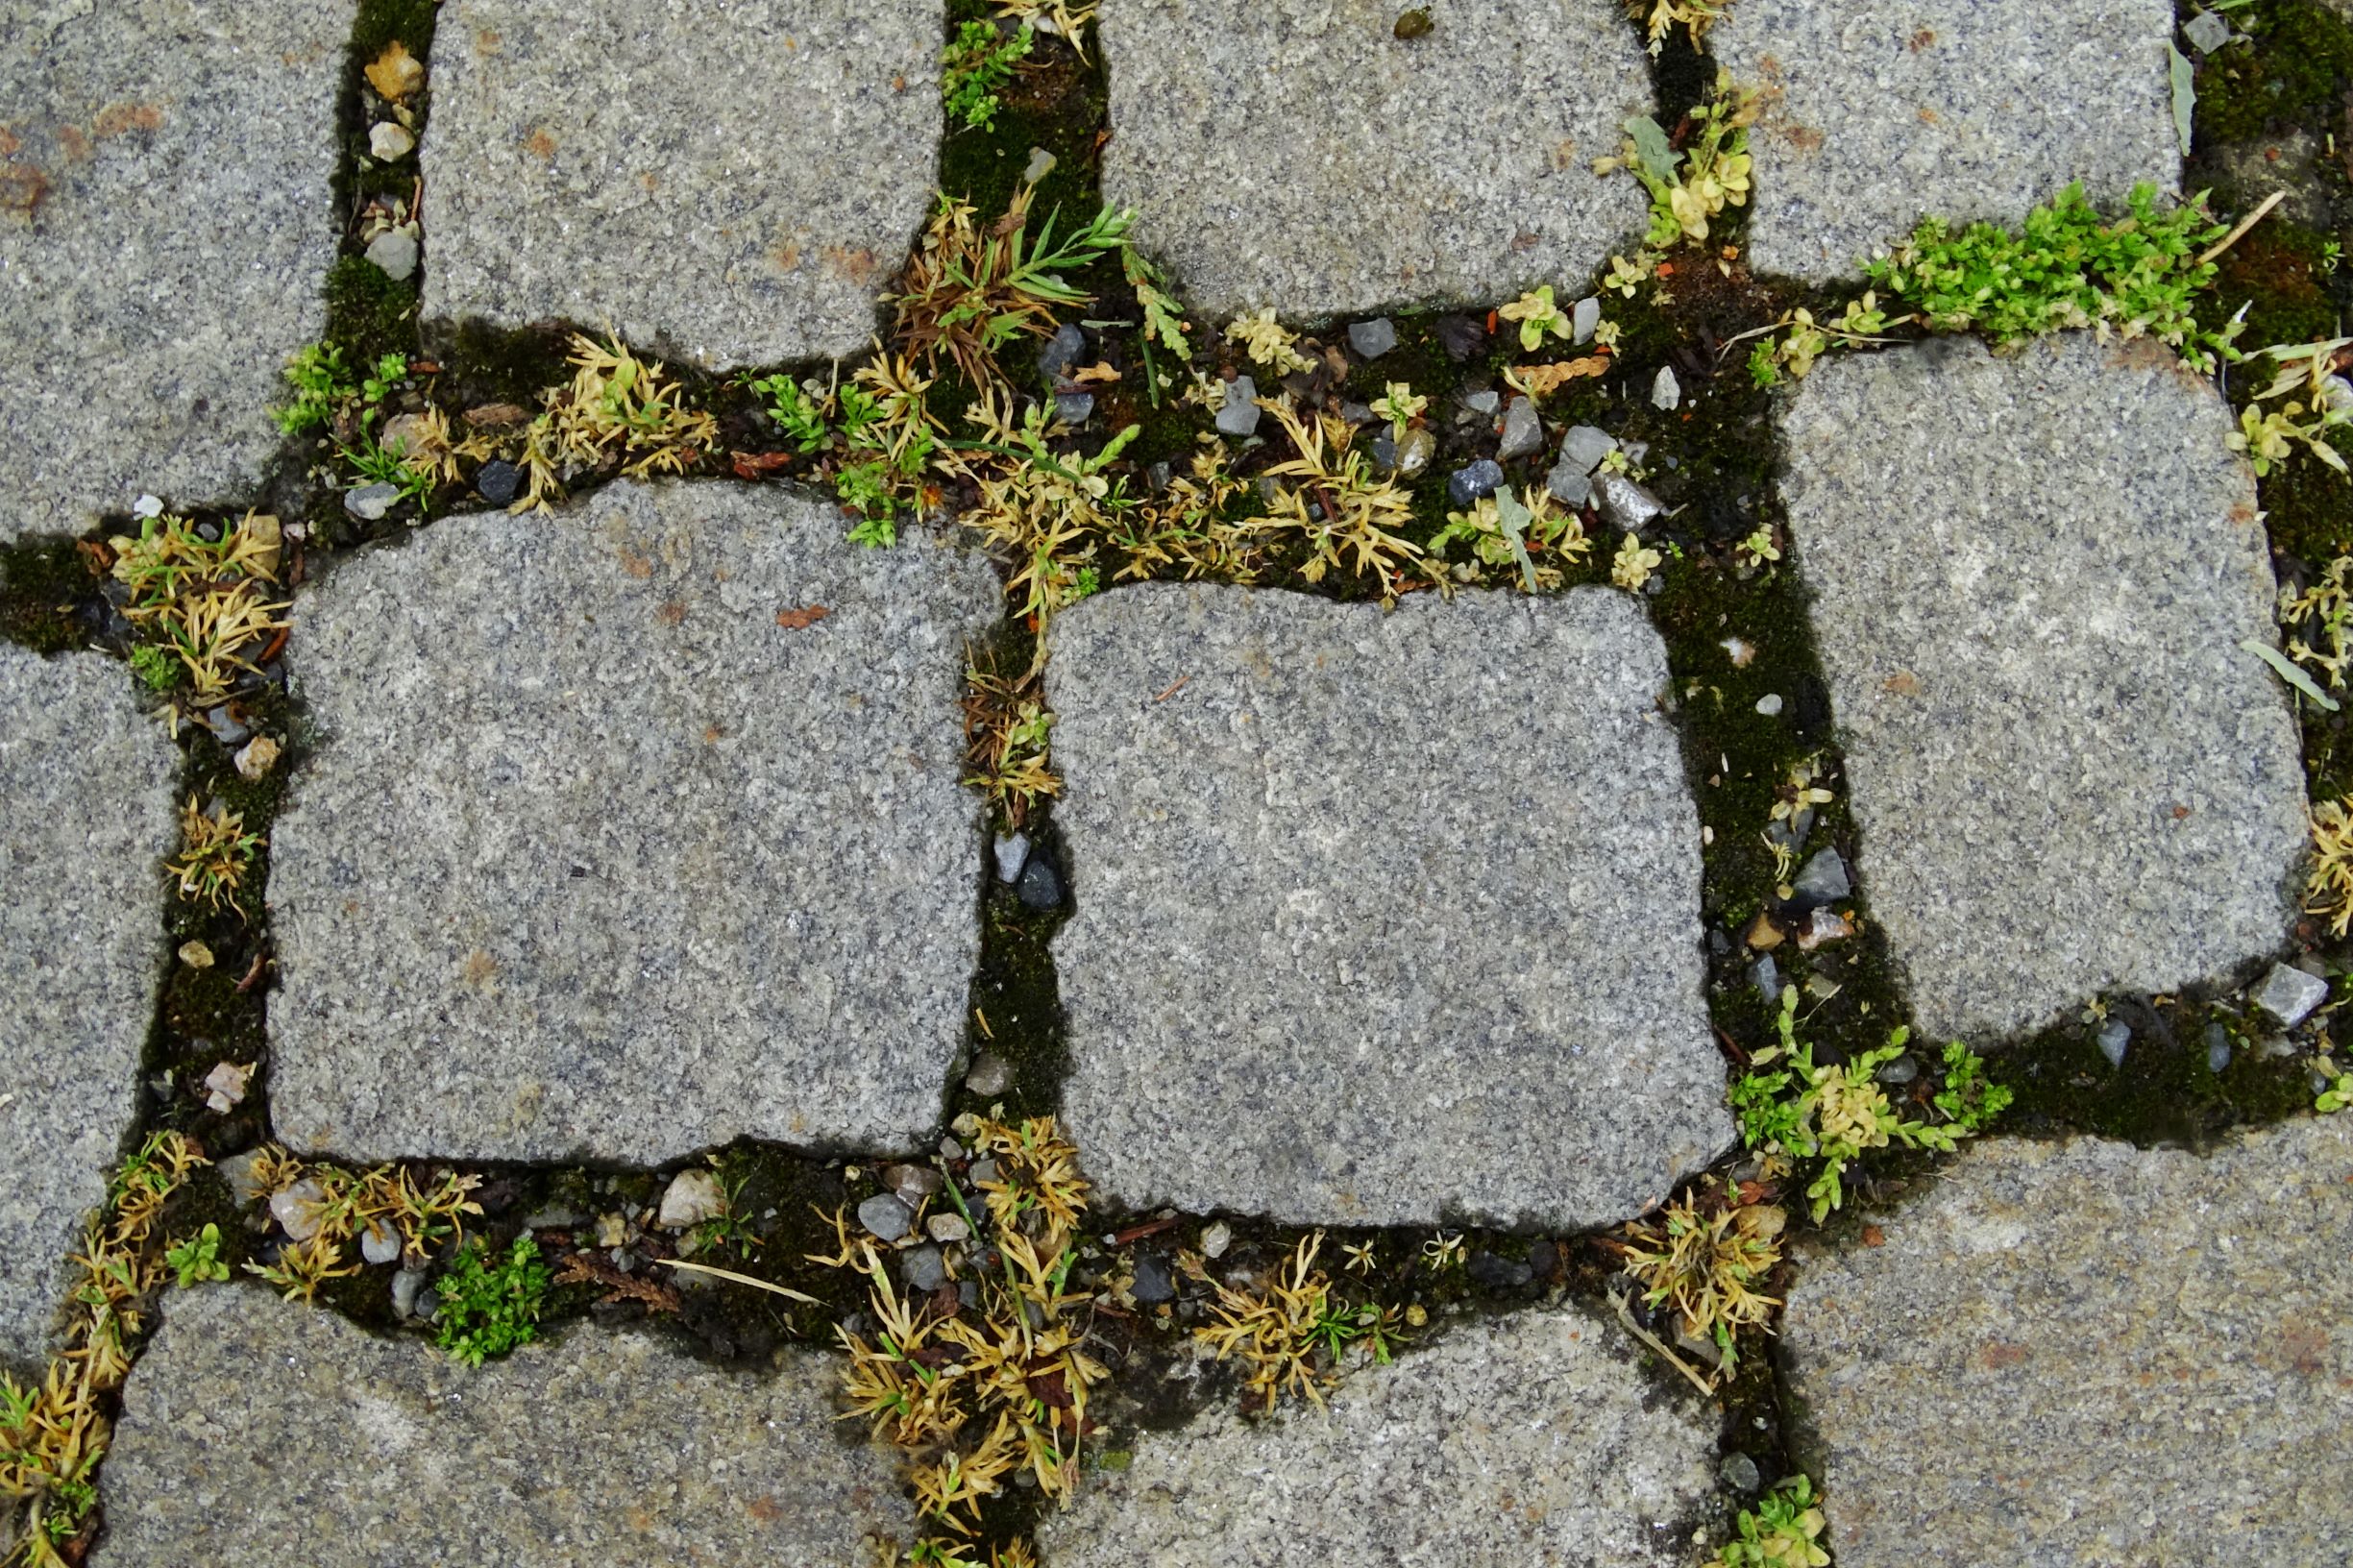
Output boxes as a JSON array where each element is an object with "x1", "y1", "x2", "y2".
[
  {"x1": 1778, "y1": 333, "x2": 2305, "y2": 1044},
  {"x1": 0, "y1": 0, "x2": 346, "y2": 541},
  {"x1": 268, "y1": 480, "x2": 998, "y2": 1164},
  {"x1": 1040, "y1": 1299, "x2": 1726, "y2": 1566},
  {"x1": 95, "y1": 1287, "x2": 911, "y2": 1565},
  {"x1": 0, "y1": 646, "x2": 179, "y2": 1365},
  {"x1": 423, "y1": 0, "x2": 942, "y2": 368},
  {"x1": 1714, "y1": 0, "x2": 2180, "y2": 281},
  {"x1": 1098, "y1": 0, "x2": 1651, "y2": 319},
  {"x1": 1781, "y1": 1117, "x2": 2353, "y2": 1566},
  {"x1": 1046, "y1": 583, "x2": 1730, "y2": 1229}
]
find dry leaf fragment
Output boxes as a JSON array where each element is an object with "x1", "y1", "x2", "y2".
[
  {"x1": 1507, "y1": 357, "x2": 1610, "y2": 398},
  {"x1": 463, "y1": 402, "x2": 530, "y2": 429},
  {"x1": 365, "y1": 41, "x2": 424, "y2": 103},
  {"x1": 775, "y1": 604, "x2": 831, "y2": 629},
  {"x1": 1071, "y1": 361, "x2": 1122, "y2": 385}
]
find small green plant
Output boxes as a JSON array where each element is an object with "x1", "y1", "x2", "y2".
[
  {"x1": 943, "y1": 19, "x2": 1031, "y2": 132},
  {"x1": 164, "y1": 1222, "x2": 230, "y2": 1287},
  {"x1": 1730, "y1": 990, "x2": 2009, "y2": 1220},
  {"x1": 1619, "y1": 77, "x2": 1755, "y2": 247},
  {"x1": 1866, "y1": 182, "x2": 2240, "y2": 372},
  {"x1": 1741, "y1": 292, "x2": 1894, "y2": 387},
  {"x1": 270, "y1": 342, "x2": 355, "y2": 434},
  {"x1": 1498, "y1": 285, "x2": 1573, "y2": 352},
  {"x1": 751, "y1": 373, "x2": 832, "y2": 451},
  {"x1": 166, "y1": 796, "x2": 265, "y2": 915},
  {"x1": 128, "y1": 642, "x2": 181, "y2": 692},
  {"x1": 2318, "y1": 1070, "x2": 2352, "y2": 1114},
  {"x1": 1704, "y1": 1475, "x2": 1830, "y2": 1568},
  {"x1": 434, "y1": 1236, "x2": 551, "y2": 1366},
  {"x1": 359, "y1": 352, "x2": 407, "y2": 407},
  {"x1": 2227, "y1": 338, "x2": 2352, "y2": 477},
  {"x1": 1370, "y1": 380, "x2": 1426, "y2": 446},
  {"x1": 340, "y1": 429, "x2": 435, "y2": 502},
  {"x1": 1123, "y1": 243, "x2": 1190, "y2": 396}
]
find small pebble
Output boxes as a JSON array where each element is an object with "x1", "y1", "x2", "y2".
[
  {"x1": 179, "y1": 940, "x2": 214, "y2": 969},
  {"x1": 1054, "y1": 391, "x2": 1095, "y2": 426},
  {"x1": 1039, "y1": 322, "x2": 1086, "y2": 382},
  {"x1": 1752, "y1": 954, "x2": 1779, "y2": 1003},
  {"x1": 1130, "y1": 1252, "x2": 1175, "y2": 1304},
  {"x1": 1721, "y1": 1453, "x2": 1762, "y2": 1492},
  {"x1": 1017, "y1": 855, "x2": 1063, "y2": 912},
  {"x1": 1652, "y1": 366, "x2": 1681, "y2": 411},
  {"x1": 966, "y1": 1052, "x2": 1013, "y2": 1097},
  {"x1": 1346, "y1": 317, "x2": 1398, "y2": 359},
  {"x1": 657, "y1": 1168, "x2": 726, "y2": 1229},
  {"x1": 993, "y1": 832, "x2": 1030, "y2": 882},
  {"x1": 1447, "y1": 459, "x2": 1505, "y2": 506},
  {"x1": 1496, "y1": 396, "x2": 1543, "y2": 461},
  {"x1": 233, "y1": 735, "x2": 282, "y2": 781},
  {"x1": 1592, "y1": 472, "x2": 1663, "y2": 531},
  {"x1": 199, "y1": 706, "x2": 249, "y2": 747},
  {"x1": 2250, "y1": 962, "x2": 2329, "y2": 1029},
  {"x1": 1460, "y1": 389, "x2": 1501, "y2": 418},
  {"x1": 201, "y1": 1060, "x2": 252, "y2": 1113},
  {"x1": 217, "y1": 1150, "x2": 268, "y2": 1206},
  {"x1": 344, "y1": 481, "x2": 400, "y2": 522},
  {"x1": 1021, "y1": 145, "x2": 1057, "y2": 184},
  {"x1": 360, "y1": 1220, "x2": 401, "y2": 1266},
  {"x1": 1571, "y1": 295, "x2": 1601, "y2": 344},
  {"x1": 885, "y1": 1164, "x2": 943, "y2": 1205},
  {"x1": 270, "y1": 1180, "x2": 326, "y2": 1242},
  {"x1": 857, "y1": 1192, "x2": 914, "y2": 1242},
  {"x1": 364, "y1": 227, "x2": 418, "y2": 282},
  {"x1": 1796, "y1": 907, "x2": 1852, "y2": 950},
  {"x1": 2205, "y1": 1022, "x2": 2233, "y2": 1075},
  {"x1": 368, "y1": 121, "x2": 414, "y2": 160},
  {"x1": 2096, "y1": 1019, "x2": 2131, "y2": 1068},
  {"x1": 902, "y1": 1245, "x2": 946, "y2": 1292},
  {"x1": 133, "y1": 494, "x2": 165, "y2": 519},
  {"x1": 1875, "y1": 1053, "x2": 1918, "y2": 1086},
  {"x1": 927, "y1": 1213, "x2": 971, "y2": 1244},
  {"x1": 1200, "y1": 1221, "x2": 1232, "y2": 1259},
  {"x1": 1214, "y1": 376, "x2": 1261, "y2": 437},
  {"x1": 1721, "y1": 637, "x2": 1756, "y2": 668},
  {"x1": 967, "y1": 1158, "x2": 1000, "y2": 1188},
  {"x1": 1434, "y1": 313, "x2": 1485, "y2": 360},
  {"x1": 2182, "y1": 9, "x2": 2231, "y2": 52},
  {"x1": 1755, "y1": 694, "x2": 1784, "y2": 717},
  {"x1": 1392, "y1": 427, "x2": 1435, "y2": 478},
  {"x1": 390, "y1": 1268, "x2": 427, "y2": 1319},
  {"x1": 475, "y1": 458, "x2": 522, "y2": 506},
  {"x1": 1791, "y1": 848, "x2": 1851, "y2": 905}
]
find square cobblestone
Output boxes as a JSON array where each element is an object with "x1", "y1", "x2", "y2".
[
  {"x1": 423, "y1": 0, "x2": 942, "y2": 367},
  {"x1": 1046, "y1": 583, "x2": 1729, "y2": 1229}
]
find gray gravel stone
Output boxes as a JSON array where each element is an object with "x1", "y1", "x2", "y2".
[
  {"x1": 1447, "y1": 458, "x2": 1504, "y2": 505},
  {"x1": 1040, "y1": 1300, "x2": 1724, "y2": 1565},
  {"x1": 0, "y1": 0, "x2": 343, "y2": 541},
  {"x1": 363, "y1": 227, "x2": 418, "y2": 282},
  {"x1": 1346, "y1": 317, "x2": 1398, "y2": 359},
  {"x1": 1714, "y1": 0, "x2": 2180, "y2": 281},
  {"x1": 97, "y1": 1288, "x2": 910, "y2": 1563},
  {"x1": 1214, "y1": 376, "x2": 1261, "y2": 437},
  {"x1": 1778, "y1": 335, "x2": 2304, "y2": 1044},
  {"x1": 1099, "y1": 0, "x2": 1649, "y2": 317},
  {"x1": 1791, "y1": 847, "x2": 1851, "y2": 906},
  {"x1": 422, "y1": 0, "x2": 942, "y2": 367},
  {"x1": 1046, "y1": 584, "x2": 1729, "y2": 1228},
  {"x1": 0, "y1": 648, "x2": 178, "y2": 1361},
  {"x1": 1594, "y1": 471, "x2": 1663, "y2": 531},
  {"x1": 268, "y1": 480, "x2": 996, "y2": 1164},
  {"x1": 2251, "y1": 963, "x2": 2330, "y2": 1028},
  {"x1": 1496, "y1": 395, "x2": 1543, "y2": 460},
  {"x1": 1782, "y1": 1118, "x2": 2353, "y2": 1567},
  {"x1": 2181, "y1": 8, "x2": 2232, "y2": 51}
]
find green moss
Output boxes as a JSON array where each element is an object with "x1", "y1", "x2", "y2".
[
  {"x1": 934, "y1": 1, "x2": 1106, "y2": 224},
  {"x1": 0, "y1": 536, "x2": 107, "y2": 653},
  {"x1": 1992, "y1": 992, "x2": 2318, "y2": 1144},
  {"x1": 2189, "y1": 0, "x2": 2353, "y2": 143},
  {"x1": 323, "y1": 253, "x2": 420, "y2": 370}
]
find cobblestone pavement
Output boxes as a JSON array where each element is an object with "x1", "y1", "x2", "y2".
[{"x1": 2, "y1": 0, "x2": 2350, "y2": 1562}]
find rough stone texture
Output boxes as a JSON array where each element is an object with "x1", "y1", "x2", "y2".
[
  {"x1": 0, "y1": 647, "x2": 178, "y2": 1364},
  {"x1": 1099, "y1": 0, "x2": 1651, "y2": 319},
  {"x1": 1783, "y1": 1118, "x2": 2353, "y2": 1567},
  {"x1": 97, "y1": 1288, "x2": 910, "y2": 1564},
  {"x1": 1041, "y1": 1300, "x2": 1725, "y2": 1566},
  {"x1": 423, "y1": 0, "x2": 941, "y2": 368},
  {"x1": 1047, "y1": 583, "x2": 1728, "y2": 1228},
  {"x1": 269, "y1": 481, "x2": 997, "y2": 1164},
  {"x1": 1714, "y1": 0, "x2": 2180, "y2": 281},
  {"x1": 1779, "y1": 334, "x2": 2303, "y2": 1044},
  {"x1": 0, "y1": 0, "x2": 345, "y2": 540}
]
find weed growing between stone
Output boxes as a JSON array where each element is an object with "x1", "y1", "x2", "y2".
[{"x1": 0, "y1": 1133, "x2": 209, "y2": 1564}]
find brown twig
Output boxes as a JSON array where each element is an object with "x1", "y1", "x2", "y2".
[{"x1": 2197, "y1": 189, "x2": 2285, "y2": 266}]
